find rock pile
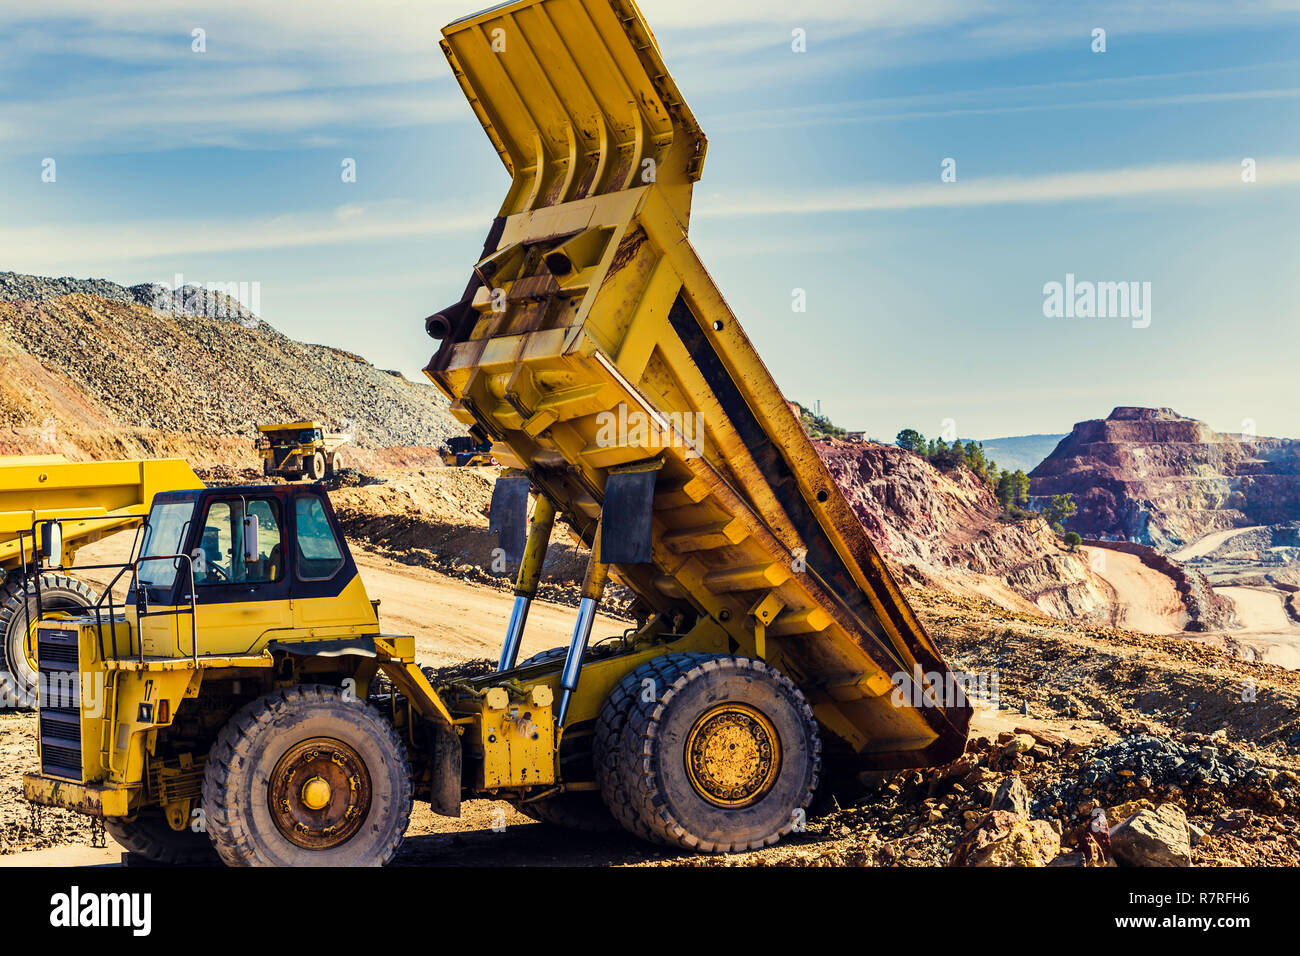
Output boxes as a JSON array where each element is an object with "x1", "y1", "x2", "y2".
[{"x1": 0, "y1": 274, "x2": 463, "y2": 450}]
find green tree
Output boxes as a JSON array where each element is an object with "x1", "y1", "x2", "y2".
[
  {"x1": 895, "y1": 428, "x2": 926, "y2": 454},
  {"x1": 1063, "y1": 531, "x2": 1082, "y2": 550},
  {"x1": 1042, "y1": 492, "x2": 1078, "y2": 533},
  {"x1": 996, "y1": 471, "x2": 1015, "y2": 508},
  {"x1": 1011, "y1": 470, "x2": 1030, "y2": 507}
]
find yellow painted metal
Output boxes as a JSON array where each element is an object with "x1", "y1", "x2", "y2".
[
  {"x1": 0, "y1": 457, "x2": 201, "y2": 572},
  {"x1": 136, "y1": 573, "x2": 380, "y2": 659},
  {"x1": 429, "y1": 0, "x2": 970, "y2": 768},
  {"x1": 373, "y1": 636, "x2": 456, "y2": 726},
  {"x1": 514, "y1": 495, "x2": 555, "y2": 596},
  {"x1": 684, "y1": 702, "x2": 780, "y2": 808},
  {"x1": 475, "y1": 684, "x2": 556, "y2": 789},
  {"x1": 23, "y1": 773, "x2": 135, "y2": 817}
]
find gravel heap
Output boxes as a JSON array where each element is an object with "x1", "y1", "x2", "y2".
[
  {"x1": 0, "y1": 271, "x2": 462, "y2": 450},
  {"x1": 1033, "y1": 733, "x2": 1295, "y2": 816}
]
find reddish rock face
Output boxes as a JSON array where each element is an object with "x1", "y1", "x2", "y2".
[
  {"x1": 1029, "y1": 407, "x2": 1300, "y2": 549},
  {"x1": 815, "y1": 439, "x2": 1113, "y2": 622}
]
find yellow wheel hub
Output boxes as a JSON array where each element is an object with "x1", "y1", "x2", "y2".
[
  {"x1": 300, "y1": 776, "x2": 332, "y2": 811},
  {"x1": 268, "y1": 737, "x2": 372, "y2": 850},
  {"x1": 685, "y1": 703, "x2": 781, "y2": 808}
]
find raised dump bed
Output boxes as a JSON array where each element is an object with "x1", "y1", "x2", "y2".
[
  {"x1": 0, "y1": 456, "x2": 201, "y2": 573},
  {"x1": 427, "y1": 0, "x2": 970, "y2": 768}
]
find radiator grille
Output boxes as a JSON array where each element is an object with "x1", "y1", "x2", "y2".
[{"x1": 37, "y1": 628, "x2": 82, "y2": 780}]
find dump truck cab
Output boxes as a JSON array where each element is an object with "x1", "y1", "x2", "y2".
[{"x1": 256, "y1": 421, "x2": 348, "y2": 482}]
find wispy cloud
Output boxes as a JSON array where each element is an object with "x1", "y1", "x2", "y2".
[
  {"x1": 0, "y1": 200, "x2": 489, "y2": 273},
  {"x1": 3, "y1": 0, "x2": 1298, "y2": 151},
  {"x1": 697, "y1": 158, "x2": 1300, "y2": 217}
]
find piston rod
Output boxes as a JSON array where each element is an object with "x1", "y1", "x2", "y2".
[
  {"x1": 497, "y1": 495, "x2": 556, "y2": 672},
  {"x1": 556, "y1": 518, "x2": 610, "y2": 726}
]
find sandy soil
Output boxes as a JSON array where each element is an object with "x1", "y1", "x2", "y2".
[
  {"x1": 1080, "y1": 546, "x2": 1186, "y2": 634},
  {"x1": 1172, "y1": 526, "x2": 1262, "y2": 561},
  {"x1": 1221, "y1": 586, "x2": 1295, "y2": 633},
  {"x1": 1195, "y1": 587, "x2": 1300, "y2": 668}
]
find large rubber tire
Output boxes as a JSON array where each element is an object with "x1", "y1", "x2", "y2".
[
  {"x1": 0, "y1": 574, "x2": 97, "y2": 707},
  {"x1": 327, "y1": 452, "x2": 343, "y2": 477},
  {"x1": 105, "y1": 812, "x2": 219, "y2": 865},
  {"x1": 305, "y1": 452, "x2": 326, "y2": 482},
  {"x1": 599, "y1": 654, "x2": 820, "y2": 853},
  {"x1": 201, "y1": 685, "x2": 413, "y2": 867},
  {"x1": 517, "y1": 643, "x2": 619, "y2": 669}
]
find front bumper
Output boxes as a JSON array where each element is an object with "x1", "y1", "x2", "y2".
[{"x1": 23, "y1": 773, "x2": 135, "y2": 818}]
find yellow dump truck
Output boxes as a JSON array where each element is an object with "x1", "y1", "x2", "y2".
[
  {"x1": 440, "y1": 435, "x2": 495, "y2": 467},
  {"x1": 0, "y1": 456, "x2": 201, "y2": 705},
  {"x1": 22, "y1": 0, "x2": 969, "y2": 866},
  {"x1": 256, "y1": 422, "x2": 349, "y2": 481}
]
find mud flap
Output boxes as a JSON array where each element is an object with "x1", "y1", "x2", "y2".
[
  {"x1": 489, "y1": 476, "x2": 530, "y2": 565},
  {"x1": 601, "y1": 465, "x2": 659, "y2": 564},
  {"x1": 424, "y1": 721, "x2": 462, "y2": 818}
]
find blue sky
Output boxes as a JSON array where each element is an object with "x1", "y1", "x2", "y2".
[{"x1": 2, "y1": 0, "x2": 1297, "y2": 440}]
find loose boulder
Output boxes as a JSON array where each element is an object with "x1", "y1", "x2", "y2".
[
  {"x1": 950, "y1": 810, "x2": 1061, "y2": 867},
  {"x1": 1110, "y1": 804, "x2": 1193, "y2": 867}
]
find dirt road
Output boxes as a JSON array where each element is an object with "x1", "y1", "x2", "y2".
[
  {"x1": 1080, "y1": 546, "x2": 1186, "y2": 634},
  {"x1": 1172, "y1": 526, "x2": 1262, "y2": 561}
]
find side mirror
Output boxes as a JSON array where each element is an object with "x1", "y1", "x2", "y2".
[
  {"x1": 242, "y1": 515, "x2": 260, "y2": 563},
  {"x1": 39, "y1": 520, "x2": 63, "y2": 566}
]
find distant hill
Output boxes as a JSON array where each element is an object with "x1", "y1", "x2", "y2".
[
  {"x1": 0, "y1": 271, "x2": 463, "y2": 462},
  {"x1": 974, "y1": 433, "x2": 1067, "y2": 473},
  {"x1": 1029, "y1": 407, "x2": 1300, "y2": 548}
]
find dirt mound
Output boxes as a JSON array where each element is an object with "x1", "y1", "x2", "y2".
[
  {"x1": 816, "y1": 439, "x2": 1114, "y2": 622},
  {"x1": 0, "y1": 275, "x2": 465, "y2": 459},
  {"x1": 326, "y1": 467, "x2": 636, "y2": 613},
  {"x1": 1030, "y1": 407, "x2": 1300, "y2": 549}
]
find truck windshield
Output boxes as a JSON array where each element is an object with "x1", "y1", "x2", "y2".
[{"x1": 137, "y1": 501, "x2": 196, "y2": 590}]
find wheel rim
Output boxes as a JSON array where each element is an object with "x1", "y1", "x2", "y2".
[
  {"x1": 684, "y1": 703, "x2": 782, "y2": 808},
  {"x1": 268, "y1": 737, "x2": 372, "y2": 849}
]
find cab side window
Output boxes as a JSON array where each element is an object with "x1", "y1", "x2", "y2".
[
  {"x1": 295, "y1": 496, "x2": 344, "y2": 581},
  {"x1": 194, "y1": 498, "x2": 284, "y2": 586}
]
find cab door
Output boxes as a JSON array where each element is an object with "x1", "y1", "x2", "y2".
[
  {"x1": 287, "y1": 491, "x2": 374, "y2": 631},
  {"x1": 190, "y1": 493, "x2": 294, "y2": 654}
]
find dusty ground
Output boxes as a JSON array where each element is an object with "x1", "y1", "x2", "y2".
[
  {"x1": 5, "y1": 474, "x2": 1300, "y2": 867},
  {"x1": 1082, "y1": 546, "x2": 1186, "y2": 635}
]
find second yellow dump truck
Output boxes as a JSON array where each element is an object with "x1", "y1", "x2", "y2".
[
  {"x1": 23, "y1": 0, "x2": 970, "y2": 866},
  {"x1": 0, "y1": 456, "x2": 200, "y2": 706},
  {"x1": 256, "y1": 422, "x2": 349, "y2": 481}
]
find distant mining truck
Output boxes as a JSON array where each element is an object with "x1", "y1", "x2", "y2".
[
  {"x1": 440, "y1": 435, "x2": 495, "y2": 467},
  {"x1": 256, "y1": 422, "x2": 349, "y2": 481}
]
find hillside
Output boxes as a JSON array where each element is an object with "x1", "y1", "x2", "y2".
[
  {"x1": 0, "y1": 272, "x2": 463, "y2": 463},
  {"x1": 1029, "y1": 407, "x2": 1300, "y2": 549},
  {"x1": 815, "y1": 438, "x2": 1114, "y2": 621}
]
